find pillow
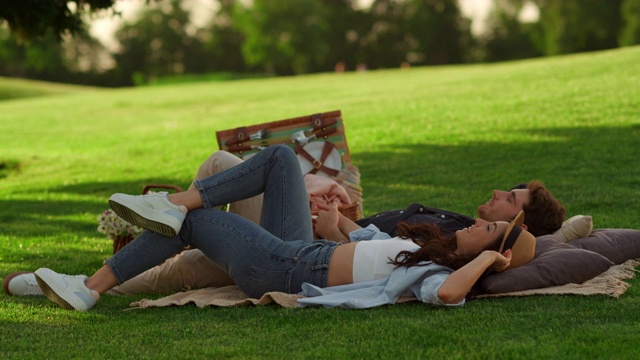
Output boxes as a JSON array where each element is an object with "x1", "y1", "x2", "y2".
[
  {"x1": 553, "y1": 215, "x2": 593, "y2": 242},
  {"x1": 570, "y1": 229, "x2": 640, "y2": 265},
  {"x1": 479, "y1": 235, "x2": 613, "y2": 294}
]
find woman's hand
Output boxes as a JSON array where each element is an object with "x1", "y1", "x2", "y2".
[
  {"x1": 316, "y1": 202, "x2": 340, "y2": 228},
  {"x1": 437, "y1": 250, "x2": 512, "y2": 304},
  {"x1": 487, "y1": 249, "x2": 512, "y2": 273},
  {"x1": 314, "y1": 202, "x2": 346, "y2": 242}
]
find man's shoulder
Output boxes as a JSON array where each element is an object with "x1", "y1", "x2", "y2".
[{"x1": 355, "y1": 203, "x2": 475, "y2": 235}]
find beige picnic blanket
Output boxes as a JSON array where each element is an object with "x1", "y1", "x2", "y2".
[{"x1": 129, "y1": 259, "x2": 640, "y2": 310}]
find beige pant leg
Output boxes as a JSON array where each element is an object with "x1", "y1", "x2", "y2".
[
  {"x1": 107, "y1": 249, "x2": 234, "y2": 295},
  {"x1": 188, "y1": 150, "x2": 263, "y2": 224},
  {"x1": 109, "y1": 151, "x2": 264, "y2": 295}
]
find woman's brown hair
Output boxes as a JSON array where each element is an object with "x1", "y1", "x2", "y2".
[{"x1": 390, "y1": 222, "x2": 504, "y2": 270}]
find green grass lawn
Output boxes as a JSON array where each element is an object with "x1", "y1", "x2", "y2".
[
  {"x1": 0, "y1": 76, "x2": 96, "y2": 101},
  {"x1": 1, "y1": 46, "x2": 640, "y2": 359}
]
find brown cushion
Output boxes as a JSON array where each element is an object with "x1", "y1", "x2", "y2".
[
  {"x1": 479, "y1": 235, "x2": 614, "y2": 294},
  {"x1": 570, "y1": 229, "x2": 640, "y2": 264}
]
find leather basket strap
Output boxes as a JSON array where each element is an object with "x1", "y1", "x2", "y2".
[
  {"x1": 225, "y1": 127, "x2": 251, "y2": 146},
  {"x1": 294, "y1": 142, "x2": 340, "y2": 177}
]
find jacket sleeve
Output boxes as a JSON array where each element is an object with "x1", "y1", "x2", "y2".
[{"x1": 348, "y1": 224, "x2": 392, "y2": 242}]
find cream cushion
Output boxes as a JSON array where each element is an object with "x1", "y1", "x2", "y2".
[{"x1": 553, "y1": 215, "x2": 593, "y2": 242}]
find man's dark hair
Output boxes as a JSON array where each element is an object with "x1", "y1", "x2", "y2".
[{"x1": 517, "y1": 181, "x2": 566, "y2": 236}]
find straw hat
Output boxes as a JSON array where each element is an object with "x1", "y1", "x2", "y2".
[{"x1": 499, "y1": 210, "x2": 536, "y2": 269}]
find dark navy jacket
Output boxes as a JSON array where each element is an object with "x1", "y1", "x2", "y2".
[{"x1": 355, "y1": 203, "x2": 475, "y2": 237}]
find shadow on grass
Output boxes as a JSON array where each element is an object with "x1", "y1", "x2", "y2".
[
  {"x1": 1, "y1": 245, "x2": 110, "y2": 275},
  {"x1": 0, "y1": 178, "x2": 189, "y2": 238},
  {"x1": 2, "y1": 124, "x2": 638, "y2": 240},
  {"x1": 354, "y1": 124, "x2": 640, "y2": 215}
]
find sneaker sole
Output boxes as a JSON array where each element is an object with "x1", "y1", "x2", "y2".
[
  {"x1": 34, "y1": 269, "x2": 82, "y2": 311},
  {"x1": 109, "y1": 198, "x2": 179, "y2": 237}
]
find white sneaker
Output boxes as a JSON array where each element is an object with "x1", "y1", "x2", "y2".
[
  {"x1": 109, "y1": 192, "x2": 186, "y2": 237},
  {"x1": 34, "y1": 268, "x2": 95, "y2": 311},
  {"x1": 3, "y1": 272, "x2": 43, "y2": 296}
]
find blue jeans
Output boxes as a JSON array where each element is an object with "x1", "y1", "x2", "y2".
[{"x1": 105, "y1": 145, "x2": 339, "y2": 298}]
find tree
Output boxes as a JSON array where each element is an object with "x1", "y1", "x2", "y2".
[
  {"x1": 202, "y1": 0, "x2": 250, "y2": 73},
  {"x1": 233, "y1": 0, "x2": 331, "y2": 75},
  {"x1": 362, "y1": 0, "x2": 471, "y2": 68},
  {"x1": 534, "y1": 0, "x2": 623, "y2": 55},
  {"x1": 0, "y1": 0, "x2": 117, "y2": 41},
  {"x1": 0, "y1": 24, "x2": 112, "y2": 85},
  {"x1": 113, "y1": 0, "x2": 210, "y2": 85},
  {"x1": 403, "y1": 0, "x2": 472, "y2": 65},
  {"x1": 363, "y1": 0, "x2": 411, "y2": 68},
  {"x1": 619, "y1": 0, "x2": 640, "y2": 46},
  {"x1": 480, "y1": 0, "x2": 542, "y2": 62},
  {"x1": 317, "y1": 0, "x2": 366, "y2": 72},
  {"x1": 0, "y1": 26, "x2": 68, "y2": 79}
]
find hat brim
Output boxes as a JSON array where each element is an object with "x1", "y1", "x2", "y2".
[
  {"x1": 498, "y1": 210, "x2": 536, "y2": 269},
  {"x1": 499, "y1": 210, "x2": 525, "y2": 253}
]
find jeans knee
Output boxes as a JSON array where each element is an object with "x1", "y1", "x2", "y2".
[{"x1": 269, "y1": 144, "x2": 297, "y2": 164}]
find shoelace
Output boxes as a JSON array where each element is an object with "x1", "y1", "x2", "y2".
[
  {"x1": 61, "y1": 274, "x2": 89, "y2": 282},
  {"x1": 21, "y1": 276, "x2": 44, "y2": 295},
  {"x1": 144, "y1": 192, "x2": 186, "y2": 214},
  {"x1": 144, "y1": 192, "x2": 169, "y2": 207}
]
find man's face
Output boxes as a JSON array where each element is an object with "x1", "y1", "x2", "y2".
[{"x1": 477, "y1": 189, "x2": 530, "y2": 222}]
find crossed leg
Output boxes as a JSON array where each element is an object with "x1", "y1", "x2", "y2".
[{"x1": 108, "y1": 150, "x2": 263, "y2": 295}]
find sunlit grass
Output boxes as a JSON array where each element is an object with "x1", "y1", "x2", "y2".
[{"x1": 1, "y1": 46, "x2": 640, "y2": 359}]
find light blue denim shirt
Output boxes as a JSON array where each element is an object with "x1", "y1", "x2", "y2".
[{"x1": 297, "y1": 225, "x2": 465, "y2": 309}]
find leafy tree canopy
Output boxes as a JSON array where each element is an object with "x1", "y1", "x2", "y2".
[{"x1": 0, "y1": 0, "x2": 117, "y2": 41}]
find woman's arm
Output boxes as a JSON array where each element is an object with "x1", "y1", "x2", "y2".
[
  {"x1": 437, "y1": 250, "x2": 512, "y2": 304},
  {"x1": 315, "y1": 202, "x2": 363, "y2": 243},
  {"x1": 314, "y1": 203, "x2": 348, "y2": 242},
  {"x1": 336, "y1": 210, "x2": 362, "y2": 238}
]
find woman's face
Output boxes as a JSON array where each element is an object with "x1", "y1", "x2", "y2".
[{"x1": 455, "y1": 218, "x2": 509, "y2": 256}]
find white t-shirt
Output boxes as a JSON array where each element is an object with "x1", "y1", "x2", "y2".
[{"x1": 352, "y1": 237, "x2": 420, "y2": 283}]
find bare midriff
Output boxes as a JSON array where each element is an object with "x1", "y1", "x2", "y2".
[{"x1": 326, "y1": 242, "x2": 357, "y2": 286}]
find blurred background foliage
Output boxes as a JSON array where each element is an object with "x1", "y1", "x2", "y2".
[{"x1": 1, "y1": 0, "x2": 639, "y2": 87}]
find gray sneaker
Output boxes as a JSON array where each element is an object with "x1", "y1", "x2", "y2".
[
  {"x1": 3, "y1": 272, "x2": 43, "y2": 296},
  {"x1": 109, "y1": 192, "x2": 185, "y2": 237},
  {"x1": 34, "y1": 268, "x2": 94, "y2": 311}
]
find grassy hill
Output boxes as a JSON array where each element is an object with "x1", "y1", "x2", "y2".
[
  {"x1": 1, "y1": 46, "x2": 639, "y2": 359},
  {"x1": 0, "y1": 76, "x2": 96, "y2": 101}
]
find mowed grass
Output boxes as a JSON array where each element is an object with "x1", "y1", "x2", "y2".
[
  {"x1": 0, "y1": 76, "x2": 97, "y2": 101},
  {"x1": 1, "y1": 46, "x2": 640, "y2": 359}
]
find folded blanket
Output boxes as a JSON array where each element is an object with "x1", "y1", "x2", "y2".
[{"x1": 129, "y1": 259, "x2": 640, "y2": 310}]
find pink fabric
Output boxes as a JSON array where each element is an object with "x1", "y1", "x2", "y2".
[{"x1": 304, "y1": 174, "x2": 351, "y2": 212}]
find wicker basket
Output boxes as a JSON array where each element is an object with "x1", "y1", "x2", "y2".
[
  {"x1": 113, "y1": 235, "x2": 135, "y2": 254},
  {"x1": 338, "y1": 202, "x2": 361, "y2": 221},
  {"x1": 141, "y1": 184, "x2": 183, "y2": 195}
]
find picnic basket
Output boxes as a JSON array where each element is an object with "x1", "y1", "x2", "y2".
[{"x1": 216, "y1": 110, "x2": 362, "y2": 219}]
